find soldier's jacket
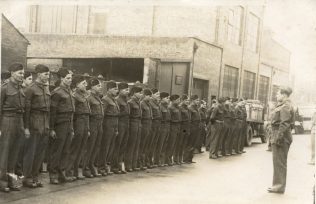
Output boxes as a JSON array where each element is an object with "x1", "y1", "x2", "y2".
[
  {"x1": 199, "y1": 107, "x2": 207, "y2": 122},
  {"x1": 169, "y1": 104, "x2": 181, "y2": 123},
  {"x1": 0, "y1": 79, "x2": 25, "y2": 129},
  {"x1": 50, "y1": 84, "x2": 75, "y2": 129},
  {"x1": 88, "y1": 92, "x2": 104, "y2": 117},
  {"x1": 128, "y1": 96, "x2": 142, "y2": 119},
  {"x1": 24, "y1": 81, "x2": 51, "y2": 129},
  {"x1": 234, "y1": 105, "x2": 243, "y2": 120},
  {"x1": 141, "y1": 100, "x2": 152, "y2": 120},
  {"x1": 150, "y1": 99, "x2": 161, "y2": 120},
  {"x1": 160, "y1": 102, "x2": 171, "y2": 123},
  {"x1": 210, "y1": 103, "x2": 224, "y2": 122},
  {"x1": 223, "y1": 104, "x2": 232, "y2": 119},
  {"x1": 116, "y1": 95, "x2": 130, "y2": 119},
  {"x1": 189, "y1": 104, "x2": 201, "y2": 122},
  {"x1": 180, "y1": 104, "x2": 190, "y2": 122},
  {"x1": 73, "y1": 90, "x2": 91, "y2": 115},
  {"x1": 270, "y1": 99, "x2": 294, "y2": 145},
  {"x1": 230, "y1": 104, "x2": 237, "y2": 120},
  {"x1": 102, "y1": 94, "x2": 120, "y2": 117}
]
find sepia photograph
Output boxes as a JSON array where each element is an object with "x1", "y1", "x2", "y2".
[{"x1": 0, "y1": 0, "x2": 315, "y2": 203}]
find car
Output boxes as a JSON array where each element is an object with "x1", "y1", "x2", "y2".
[{"x1": 297, "y1": 105, "x2": 316, "y2": 133}]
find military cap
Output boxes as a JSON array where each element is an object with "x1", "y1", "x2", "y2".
[
  {"x1": 190, "y1": 94, "x2": 199, "y2": 100},
  {"x1": 24, "y1": 71, "x2": 32, "y2": 79},
  {"x1": 35, "y1": 64, "x2": 49, "y2": 73},
  {"x1": 170, "y1": 94, "x2": 180, "y2": 101},
  {"x1": 181, "y1": 94, "x2": 188, "y2": 101},
  {"x1": 72, "y1": 75, "x2": 86, "y2": 86},
  {"x1": 8, "y1": 63, "x2": 23, "y2": 72},
  {"x1": 143, "y1": 88, "x2": 152, "y2": 96},
  {"x1": 151, "y1": 88, "x2": 158, "y2": 94},
  {"x1": 87, "y1": 78, "x2": 100, "y2": 89},
  {"x1": 160, "y1": 92, "x2": 169, "y2": 99},
  {"x1": 57, "y1": 68, "x2": 70, "y2": 78},
  {"x1": 279, "y1": 86, "x2": 292, "y2": 96},
  {"x1": 131, "y1": 86, "x2": 143, "y2": 94},
  {"x1": 118, "y1": 82, "x2": 129, "y2": 90},
  {"x1": 107, "y1": 81, "x2": 117, "y2": 90}
]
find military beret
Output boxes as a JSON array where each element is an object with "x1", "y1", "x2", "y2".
[
  {"x1": 151, "y1": 88, "x2": 158, "y2": 94},
  {"x1": 8, "y1": 63, "x2": 23, "y2": 72},
  {"x1": 170, "y1": 94, "x2": 180, "y2": 101},
  {"x1": 107, "y1": 81, "x2": 117, "y2": 90},
  {"x1": 218, "y1": 97, "x2": 226, "y2": 103},
  {"x1": 160, "y1": 92, "x2": 169, "y2": 99},
  {"x1": 24, "y1": 71, "x2": 32, "y2": 79},
  {"x1": 190, "y1": 95, "x2": 199, "y2": 100},
  {"x1": 57, "y1": 68, "x2": 70, "y2": 78},
  {"x1": 279, "y1": 86, "x2": 292, "y2": 96},
  {"x1": 181, "y1": 94, "x2": 188, "y2": 100},
  {"x1": 72, "y1": 75, "x2": 86, "y2": 86},
  {"x1": 130, "y1": 86, "x2": 143, "y2": 94},
  {"x1": 35, "y1": 64, "x2": 49, "y2": 73},
  {"x1": 87, "y1": 78, "x2": 100, "y2": 89},
  {"x1": 1, "y1": 72, "x2": 11, "y2": 80},
  {"x1": 118, "y1": 82, "x2": 129, "y2": 90},
  {"x1": 143, "y1": 88, "x2": 152, "y2": 96}
]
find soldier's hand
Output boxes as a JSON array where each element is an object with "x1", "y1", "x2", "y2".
[
  {"x1": 87, "y1": 131, "x2": 91, "y2": 138},
  {"x1": 70, "y1": 130, "x2": 75, "y2": 140},
  {"x1": 25, "y1": 128, "x2": 31, "y2": 139},
  {"x1": 50, "y1": 130, "x2": 57, "y2": 139}
]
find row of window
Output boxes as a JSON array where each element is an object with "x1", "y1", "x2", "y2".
[{"x1": 222, "y1": 65, "x2": 271, "y2": 103}]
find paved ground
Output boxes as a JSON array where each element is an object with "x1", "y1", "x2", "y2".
[{"x1": 0, "y1": 134, "x2": 314, "y2": 204}]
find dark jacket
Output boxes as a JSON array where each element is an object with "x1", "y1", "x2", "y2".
[
  {"x1": 88, "y1": 92, "x2": 104, "y2": 118},
  {"x1": 128, "y1": 96, "x2": 142, "y2": 119},
  {"x1": 102, "y1": 94, "x2": 120, "y2": 117},
  {"x1": 169, "y1": 104, "x2": 181, "y2": 123}
]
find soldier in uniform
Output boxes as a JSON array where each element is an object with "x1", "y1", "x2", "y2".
[
  {"x1": 198, "y1": 100, "x2": 207, "y2": 153},
  {"x1": 112, "y1": 82, "x2": 130, "y2": 174},
  {"x1": 167, "y1": 94, "x2": 181, "y2": 166},
  {"x1": 209, "y1": 97, "x2": 225, "y2": 159},
  {"x1": 125, "y1": 86, "x2": 143, "y2": 172},
  {"x1": 268, "y1": 87, "x2": 294, "y2": 194},
  {"x1": 49, "y1": 68, "x2": 75, "y2": 184},
  {"x1": 139, "y1": 88, "x2": 153, "y2": 170},
  {"x1": 205, "y1": 100, "x2": 217, "y2": 151},
  {"x1": 239, "y1": 99, "x2": 247, "y2": 154},
  {"x1": 222, "y1": 98, "x2": 234, "y2": 156},
  {"x1": 148, "y1": 88, "x2": 162, "y2": 168},
  {"x1": 82, "y1": 78, "x2": 104, "y2": 177},
  {"x1": 99, "y1": 81, "x2": 119, "y2": 175},
  {"x1": 23, "y1": 65, "x2": 50, "y2": 188},
  {"x1": 179, "y1": 95, "x2": 191, "y2": 163},
  {"x1": 66, "y1": 76, "x2": 91, "y2": 180},
  {"x1": 187, "y1": 95, "x2": 200, "y2": 163},
  {"x1": 234, "y1": 99, "x2": 244, "y2": 154},
  {"x1": 0, "y1": 63, "x2": 26, "y2": 192},
  {"x1": 155, "y1": 92, "x2": 170, "y2": 166}
]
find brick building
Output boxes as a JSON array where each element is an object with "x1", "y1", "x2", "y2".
[
  {"x1": 1, "y1": 14, "x2": 29, "y2": 72},
  {"x1": 22, "y1": 5, "x2": 289, "y2": 102}
]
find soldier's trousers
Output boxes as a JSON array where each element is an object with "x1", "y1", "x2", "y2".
[
  {"x1": 181, "y1": 122, "x2": 191, "y2": 162},
  {"x1": 166, "y1": 123, "x2": 180, "y2": 164},
  {"x1": 125, "y1": 119, "x2": 141, "y2": 169},
  {"x1": 234, "y1": 120, "x2": 243, "y2": 153},
  {"x1": 99, "y1": 117, "x2": 118, "y2": 170},
  {"x1": 49, "y1": 117, "x2": 73, "y2": 179},
  {"x1": 0, "y1": 114, "x2": 24, "y2": 188},
  {"x1": 196, "y1": 122, "x2": 206, "y2": 151},
  {"x1": 155, "y1": 122, "x2": 170, "y2": 165},
  {"x1": 209, "y1": 121, "x2": 224, "y2": 156},
  {"x1": 23, "y1": 112, "x2": 49, "y2": 182},
  {"x1": 173, "y1": 122, "x2": 186, "y2": 163},
  {"x1": 205, "y1": 123, "x2": 213, "y2": 150},
  {"x1": 224, "y1": 120, "x2": 235, "y2": 155},
  {"x1": 112, "y1": 117, "x2": 129, "y2": 170},
  {"x1": 139, "y1": 120, "x2": 152, "y2": 167},
  {"x1": 147, "y1": 120, "x2": 161, "y2": 165},
  {"x1": 272, "y1": 142, "x2": 291, "y2": 192},
  {"x1": 82, "y1": 116, "x2": 103, "y2": 172},
  {"x1": 239, "y1": 121, "x2": 247, "y2": 152}
]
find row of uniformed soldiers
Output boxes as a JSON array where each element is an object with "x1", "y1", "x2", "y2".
[
  {"x1": 206, "y1": 97, "x2": 248, "y2": 159},
  {"x1": 0, "y1": 64, "x2": 208, "y2": 192}
]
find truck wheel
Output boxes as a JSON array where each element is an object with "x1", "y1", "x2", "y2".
[
  {"x1": 260, "y1": 135, "x2": 267, "y2": 143},
  {"x1": 246, "y1": 125, "x2": 253, "y2": 147}
]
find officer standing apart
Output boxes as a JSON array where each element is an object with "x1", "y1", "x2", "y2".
[
  {"x1": 0, "y1": 63, "x2": 26, "y2": 192},
  {"x1": 268, "y1": 86, "x2": 294, "y2": 194},
  {"x1": 23, "y1": 64, "x2": 50, "y2": 188}
]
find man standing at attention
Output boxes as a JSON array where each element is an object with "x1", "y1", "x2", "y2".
[{"x1": 268, "y1": 86, "x2": 294, "y2": 194}]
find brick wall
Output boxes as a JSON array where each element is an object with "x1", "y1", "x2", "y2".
[{"x1": 1, "y1": 15, "x2": 29, "y2": 72}]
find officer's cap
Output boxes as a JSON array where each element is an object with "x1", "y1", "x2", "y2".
[
  {"x1": 35, "y1": 64, "x2": 49, "y2": 73},
  {"x1": 8, "y1": 63, "x2": 23, "y2": 73}
]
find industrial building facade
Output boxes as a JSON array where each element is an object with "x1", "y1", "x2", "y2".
[{"x1": 21, "y1": 5, "x2": 290, "y2": 103}]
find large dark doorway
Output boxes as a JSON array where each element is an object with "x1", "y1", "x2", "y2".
[
  {"x1": 193, "y1": 78, "x2": 209, "y2": 101},
  {"x1": 63, "y1": 58, "x2": 144, "y2": 83}
]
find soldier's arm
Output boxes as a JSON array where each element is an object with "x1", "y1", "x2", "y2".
[
  {"x1": 24, "y1": 86, "x2": 34, "y2": 129},
  {"x1": 50, "y1": 92, "x2": 61, "y2": 130},
  {"x1": 0, "y1": 85, "x2": 7, "y2": 131},
  {"x1": 210, "y1": 107, "x2": 218, "y2": 122},
  {"x1": 278, "y1": 103, "x2": 292, "y2": 139},
  {"x1": 102, "y1": 97, "x2": 109, "y2": 114}
]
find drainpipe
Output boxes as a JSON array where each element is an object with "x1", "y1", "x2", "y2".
[{"x1": 189, "y1": 42, "x2": 198, "y2": 96}]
